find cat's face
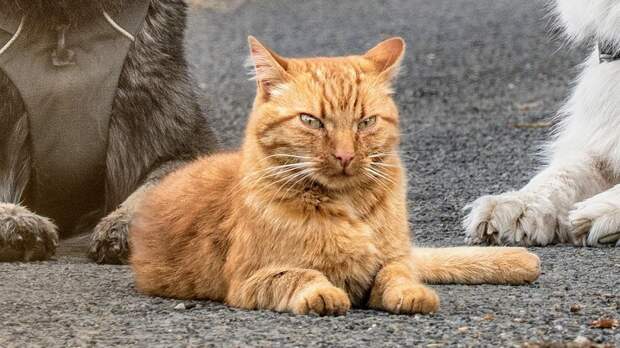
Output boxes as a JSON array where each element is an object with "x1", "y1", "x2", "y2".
[{"x1": 247, "y1": 37, "x2": 405, "y2": 190}]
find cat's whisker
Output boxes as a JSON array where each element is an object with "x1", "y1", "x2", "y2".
[
  {"x1": 370, "y1": 151, "x2": 417, "y2": 163},
  {"x1": 281, "y1": 169, "x2": 317, "y2": 201},
  {"x1": 239, "y1": 165, "x2": 305, "y2": 193},
  {"x1": 368, "y1": 152, "x2": 397, "y2": 161},
  {"x1": 264, "y1": 168, "x2": 316, "y2": 206},
  {"x1": 273, "y1": 167, "x2": 315, "y2": 194},
  {"x1": 362, "y1": 170, "x2": 391, "y2": 192},
  {"x1": 229, "y1": 162, "x2": 313, "y2": 197},
  {"x1": 399, "y1": 124, "x2": 432, "y2": 138},
  {"x1": 258, "y1": 153, "x2": 315, "y2": 164},
  {"x1": 370, "y1": 162, "x2": 400, "y2": 168},
  {"x1": 244, "y1": 163, "x2": 310, "y2": 182},
  {"x1": 254, "y1": 165, "x2": 315, "y2": 197},
  {"x1": 366, "y1": 166, "x2": 397, "y2": 186},
  {"x1": 368, "y1": 153, "x2": 389, "y2": 158},
  {"x1": 371, "y1": 168, "x2": 396, "y2": 185},
  {"x1": 229, "y1": 164, "x2": 288, "y2": 193}
]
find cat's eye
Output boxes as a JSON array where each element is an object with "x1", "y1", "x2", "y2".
[
  {"x1": 358, "y1": 116, "x2": 377, "y2": 131},
  {"x1": 300, "y1": 114, "x2": 324, "y2": 129}
]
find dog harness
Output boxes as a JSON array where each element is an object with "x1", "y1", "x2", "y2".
[{"x1": 0, "y1": 1, "x2": 150, "y2": 232}]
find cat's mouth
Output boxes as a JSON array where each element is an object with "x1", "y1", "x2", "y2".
[
  {"x1": 334, "y1": 167, "x2": 356, "y2": 177},
  {"x1": 323, "y1": 164, "x2": 358, "y2": 179},
  {"x1": 314, "y1": 165, "x2": 372, "y2": 190}
]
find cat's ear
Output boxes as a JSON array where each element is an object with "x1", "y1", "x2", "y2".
[
  {"x1": 248, "y1": 36, "x2": 290, "y2": 97},
  {"x1": 363, "y1": 37, "x2": 406, "y2": 81}
]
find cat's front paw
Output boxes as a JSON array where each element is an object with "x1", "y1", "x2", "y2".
[
  {"x1": 381, "y1": 284, "x2": 439, "y2": 314},
  {"x1": 0, "y1": 203, "x2": 58, "y2": 261},
  {"x1": 89, "y1": 208, "x2": 131, "y2": 264},
  {"x1": 290, "y1": 284, "x2": 351, "y2": 316},
  {"x1": 463, "y1": 192, "x2": 559, "y2": 246},
  {"x1": 569, "y1": 198, "x2": 620, "y2": 247}
]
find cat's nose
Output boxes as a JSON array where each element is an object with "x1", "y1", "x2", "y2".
[{"x1": 333, "y1": 152, "x2": 355, "y2": 169}]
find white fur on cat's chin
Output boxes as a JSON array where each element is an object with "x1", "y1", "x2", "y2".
[{"x1": 553, "y1": 0, "x2": 620, "y2": 45}]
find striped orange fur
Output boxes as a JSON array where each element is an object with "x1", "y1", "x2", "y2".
[{"x1": 129, "y1": 37, "x2": 540, "y2": 315}]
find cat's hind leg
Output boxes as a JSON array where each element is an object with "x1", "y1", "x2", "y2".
[
  {"x1": 464, "y1": 159, "x2": 608, "y2": 246},
  {"x1": 569, "y1": 184, "x2": 620, "y2": 246},
  {"x1": 368, "y1": 259, "x2": 440, "y2": 314},
  {"x1": 227, "y1": 267, "x2": 351, "y2": 316}
]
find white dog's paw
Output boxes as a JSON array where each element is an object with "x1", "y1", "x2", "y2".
[
  {"x1": 569, "y1": 199, "x2": 620, "y2": 247},
  {"x1": 463, "y1": 191, "x2": 560, "y2": 246}
]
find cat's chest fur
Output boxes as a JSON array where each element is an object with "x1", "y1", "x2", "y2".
[
  {"x1": 244, "y1": 188, "x2": 388, "y2": 304},
  {"x1": 303, "y1": 218, "x2": 383, "y2": 304}
]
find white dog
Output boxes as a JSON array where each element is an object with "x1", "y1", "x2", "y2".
[{"x1": 464, "y1": 0, "x2": 620, "y2": 247}]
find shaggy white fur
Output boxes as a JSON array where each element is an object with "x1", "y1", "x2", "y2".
[{"x1": 464, "y1": 0, "x2": 620, "y2": 247}]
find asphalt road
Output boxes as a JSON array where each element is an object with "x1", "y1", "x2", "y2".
[{"x1": 1, "y1": 0, "x2": 619, "y2": 347}]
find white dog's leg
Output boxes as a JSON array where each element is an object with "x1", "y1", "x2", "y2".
[
  {"x1": 569, "y1": 184, "x2": 620, "y2": 246},
  {"x1": 465, "y1": 45, "x2": 620, "y2": 247},
  {"x1": 466, "y1": 0, "x2": 620, "y2": 247},
  {"x1": 464, "y1": 158, "x2": 609, "y2": 246}
]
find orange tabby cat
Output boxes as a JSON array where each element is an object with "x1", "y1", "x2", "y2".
[{"x1": 129, "y1": 37, "x2": 540, "y2": 315}]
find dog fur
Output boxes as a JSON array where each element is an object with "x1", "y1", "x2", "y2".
[
  {"x1": 0, "y1": 0, "x2": 217, "y2": 263},
  {"x1": 464, "y1": 0, "x2": 620, "y2": 247}
]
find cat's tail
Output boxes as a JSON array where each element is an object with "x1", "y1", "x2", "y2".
[{"x1": 411, "y1": 247, "x2": 541, "y2": 285}]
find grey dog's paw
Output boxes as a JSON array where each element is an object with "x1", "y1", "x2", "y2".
[
  {"x1": 89, "y1": 208, "x2": 131, "y2": 264},
  {"x1": 0, "y1": 203, "x2": 59, "y2": 261}
]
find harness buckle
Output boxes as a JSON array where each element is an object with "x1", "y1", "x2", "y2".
[{"x1": 51, "y1": 24, "x2": 76, "y2": 67}]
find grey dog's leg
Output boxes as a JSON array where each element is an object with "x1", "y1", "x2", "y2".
[
  {"x1": 0, "y1": 204, "x2": 59, "y2": 261},
  {"x1": 88, "y1": 161, "x2": 187, "y2": 264},
  {"x1": 0, "y1": 113, "x2": 59, "y2": 261}
]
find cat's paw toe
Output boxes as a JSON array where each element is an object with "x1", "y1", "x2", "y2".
[
  {"x1": 463, "y1": 192, "x2": 558, "y2": 246},
  {"x1": 0, "y1": 203, "x2": 58, "y2": 261},
  {"x1": 89, "y1": 209, "x2": 131, "y2": 264},
  {"x1": 291, "y1": 284, "x2": 351, "y2": 316},
  {"x1": 569, "y1": 201, "x2": 620, "y2": 247},
  {"x1": 382, "y1": 284, "x2": 439, "y2": 314}
]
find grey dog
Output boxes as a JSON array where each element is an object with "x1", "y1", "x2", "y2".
[{"x1": 0, "y1": 0, "x2": 217, "y2": 264}]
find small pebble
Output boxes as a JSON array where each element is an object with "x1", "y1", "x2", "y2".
[
  {"x1": 483, "y1": 313, "x2": 495, "y2": 321},
  {"x1": 174, "y1": 303, "x2": 186, "y2": 310},
  {"x1": 573, "y1": 336, "x2": 590, "y2": 346},
  {"x1": 570, "y1": 304, "x2": 583, "y2": 313}
]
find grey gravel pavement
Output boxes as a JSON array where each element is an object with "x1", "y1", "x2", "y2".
[{"x1": 1, "y1": 0, "x2": 619, "y2": 346}]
